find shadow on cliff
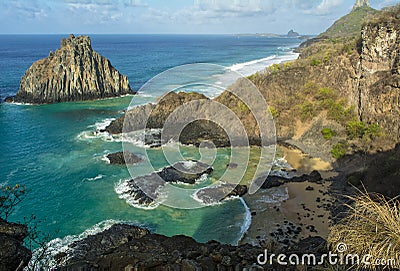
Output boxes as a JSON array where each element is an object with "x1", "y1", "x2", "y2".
[{"x1": 333, "y1": 143, "x2": 400, "y2": 199}]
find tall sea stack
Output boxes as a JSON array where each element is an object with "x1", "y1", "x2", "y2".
[{"x1": 6, "y1": 34, "x2": 133, "y2": 104}]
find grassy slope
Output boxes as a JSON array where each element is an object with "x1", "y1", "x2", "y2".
[{"x1": 318, "y1": 6, "x2": 377, "y2": 38}]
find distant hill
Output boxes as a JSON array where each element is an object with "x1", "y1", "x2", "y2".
[{"x1": 318, "y1": 5, "x2": 377, "y2": 38}]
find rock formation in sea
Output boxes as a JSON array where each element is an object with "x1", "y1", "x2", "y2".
[
  {"x1": 106, "y1": 151, "x2": 142, "y2": 165},
  {"x1": 5, "y1": 34, "x2": 133, "y2": 104},
  {"x1": 116, "y1": 160, "x2": 248, "y2": 207}
]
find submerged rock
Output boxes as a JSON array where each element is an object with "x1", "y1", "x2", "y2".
[{"x1": 6, "y1": 34, "x2": 133, "y2": 104}]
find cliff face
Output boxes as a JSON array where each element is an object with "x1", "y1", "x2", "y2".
[
  {"x1": 359, "y1": 19, "x2": 400, "y2": 140},
  {"x1": 7, "y1": 34, "x2": 132, "y2": 104}
]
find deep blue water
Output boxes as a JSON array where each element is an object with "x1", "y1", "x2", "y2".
[{"x1": 0, "y1": 35, "x2": 300, "y2": 246}]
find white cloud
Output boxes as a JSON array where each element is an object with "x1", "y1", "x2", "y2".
[
  {"x1": 303, "y1": 0, "x2": 343, "y2": 15},
  {"x1": 193, "y1": 0, "x2": 276, "y2": 17}
]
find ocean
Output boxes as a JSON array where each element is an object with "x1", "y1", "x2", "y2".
[{"x1": 0, "y1": 34, "x2": 300, "y2": 247}]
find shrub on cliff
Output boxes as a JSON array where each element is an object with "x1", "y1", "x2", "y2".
[
  {"x1": 328, "y1": 192, "x2": 400, "y2": 270},
  {"x1": 0, "y1": 184, "x2": 26, "y2": 220},
  {"x1": 331, "y1": 141, "x2": 349, "y2": 159},
  {"x1": 321, "y1": 128, "x2": 336, "y2": 140}
]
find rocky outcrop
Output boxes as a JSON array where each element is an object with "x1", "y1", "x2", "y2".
[
  {"x1": 0, "y1": 218, "x2": 31, "y2": 271},
  {"x1": 260, "y1": 170, "x2": 323, "y2": 189},
  {"x1": 353, "y1": 0, "x2": 370, "y2": 10},
  {"x1": 54, "y1": 223, "x2": 267, "y2": 270},
  {"x1": 358, "y1": 14, "x2": 400, "y2": 140},
  {"x1": 6, "y1": 34, "x2": 132, "y2": 104},
  {"x1": 105, "y1": 91, "x2": 234, "y2": 147},
  {"x1": 195, "y1": 183, "x2": 248, "y2": 204},
  {"x1": 106, "y1": 151, "x2": 142, "y2": 165},
  {"x1": 53, "y1": 223, "x2": 330, "y2": 270}
]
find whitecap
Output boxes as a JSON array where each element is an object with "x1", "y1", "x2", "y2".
[
  {"x1": 229, "y1": 55, "x2": 277, "y2": 72},
  {"x1": 236, "y1": 197, "x2": 252, "y2": 245},
  {"x1": 82, "y1": 174, "x2": 105, "y2": 182},
  {"x1": 27, "y1": 219, "x2": 125, "y2": 269}
]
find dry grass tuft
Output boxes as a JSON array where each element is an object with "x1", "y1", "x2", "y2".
[{"x1": 328, "y1": 192, "x2": 400, "y2": 270}]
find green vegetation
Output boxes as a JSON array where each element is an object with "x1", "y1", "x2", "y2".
[
  {"x1": 319, "y1": 5, "x2": 377, "y2": 39},
  {"x1": 268, "y1": 105, "x2": 279, "y2": 118},
  {"x1": 316, "y1": 87, "x2": 337, "y2": 101},
  {"x1": 325, "y1": 100, "x2": 356, "y2": 125},
  {"x1": 310, "y1": 58, "x2": 322, "y2": 66},
  {"x1": 321, "y1": 128, "x2": 336, "y2": 140},
  {"x1": 346, "y1": 121, "x2": 383, "y2": 140},
  {"x1": 329, "y1": 192, "x2": 400, "y2": 270},
  {"x1": 269, "y1": 64, "x2": 281, "y2": 74},
  {"x1": 298, "y1": 101, "x2": 317, "y2": 121},
  {"x1": 237, "y1": 101, "x2": 250, "y2": 113},
  {"x1": 346, "y1": 120, "x2": 367, "y2": 139},
  {"x1": 331, "y1": 141, "x2": 349, "y2": 159}
]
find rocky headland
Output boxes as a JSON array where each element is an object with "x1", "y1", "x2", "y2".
[{"x1": 5, "y1": 34, "x2": 133, "y2": 104}]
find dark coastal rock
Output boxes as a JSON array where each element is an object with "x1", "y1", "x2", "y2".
[
  {"x1": 53, "y1": 223, "x2": 266, "y2": 270},
  {"x1": 105, "y1": 92, "x2": 244, "y2": 147},
  {"x1": 0, "y1": 218, "x2": 31, "y2": 271},
  {"x1": 106, "y1": 92, "x2": 208, "y2": 135},
  {"x1": 157, "y1": 161, "x2": 213, "y2": 185},
  {"x1": 106, "y1": 151, "x2": 142, "y2": 165},
  {"x1": 54, "y1": 224, "x2": 150, "y2": 266},
  {"x1": 261, "y1": 170, "x2": 323, "y2": 189},
  {"x1": 117, "y1": 161, "x2": 213, "y2": 207},
  {"x1": 0, "y1": 218, "x2": 28, "y2": 242},
  {"x1": 7, "y1": 34, "x2": 132, "y2": 104},
  {"x1": 287, "y1": 236, "x2": 328, "y2": 260},
  {"x1": 195, "y1": 183, "x2": 248, "y2": 204}
]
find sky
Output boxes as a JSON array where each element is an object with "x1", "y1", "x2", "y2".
[{"x1": 0, "y1": 0, "x2": 399, "y2": 35}]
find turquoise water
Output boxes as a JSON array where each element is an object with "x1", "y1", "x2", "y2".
[
  {"x1": 0, "y1": 35, "x2": 300, "y2": 246},
  {"x1": 1, "y1": 95, "x2": 250, "y2": 244}
]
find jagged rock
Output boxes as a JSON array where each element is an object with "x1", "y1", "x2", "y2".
[
  {"x1": 359, "y1": 10, "x2": 400, "y2": 141},
  {"x1": 0, "y1": 219, "x2": 31, "y2": 271},
  {"x1": 53, "y1": 223, "x2": 264, "y2": 270},
  {"x1": 116, "y1": 161, "x2": 214, "y2": 207},
  {"x1": 261, "y1": 170, "x2": 323, "y2": 189},
  {"x1": 53, "y1": 224, "x2": 150, "y2": 266},
  {"x1": 353, "y1": 0, "x2": 370, "y2": 10},
  {"x1": 195, "y1": 183, "x2": 248, "y2": 204},
  {"x1": 106, "y1": 90, "x2": 264, "y2": 147},
  {"x1": 6, "y1": 34, "x2": 133, "y2": 104},
  {"x1": 106, "y1": 151, "x2": 142, "y2": 165}
]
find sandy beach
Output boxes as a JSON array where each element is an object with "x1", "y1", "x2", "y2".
[{"x1": 240, "y1": 145, "x2": 335, "y2": 248}]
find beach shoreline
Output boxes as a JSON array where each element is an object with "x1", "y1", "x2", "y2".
[{"x1": 240, "y1": 145, "x2": 335, "y2": 248}]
